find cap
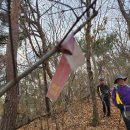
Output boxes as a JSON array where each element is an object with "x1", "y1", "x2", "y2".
[
  {"x1": 114, "y1": 74, "x2": 127, "y2": 84},
  {"x1": 99, "y1": 77, "x2": 104, "y2": 81}
]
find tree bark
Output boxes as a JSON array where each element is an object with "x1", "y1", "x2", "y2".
[
  {"x1": 43, "y1": 64, "x2": 51, "y2": 116},
  {"x1": 0, "y1": 0, "x2": 20, "y2": 130},
  {"x1": 85, "y1": 0, "x2": 99, "y2": 127},
  {"x1": 37, "y1": 20, "x2": 51, "y2": 116}
]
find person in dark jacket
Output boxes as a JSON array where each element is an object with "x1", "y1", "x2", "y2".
[
  {"x1": 112, "y1": 74, "x2": 130, "y2": 130},
  {"x1": 97, "y1": 78, "x2": 111, "y2": 117}
]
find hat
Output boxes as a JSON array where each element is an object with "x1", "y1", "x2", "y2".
[
  {"x1": 99, "y1": 77, "x2": 104, "y2": 81},
  {"x1": 114, "y1": 74, "x2": 127, "y2": 84}
]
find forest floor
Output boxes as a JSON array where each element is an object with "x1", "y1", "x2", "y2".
[{"x1": 18, "y1": 97, "x2": 126, "y2": 130}]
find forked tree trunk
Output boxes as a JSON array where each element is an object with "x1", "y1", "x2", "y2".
[{"x1": 0, "y1": 0, "x2": 20, "y2": 130}]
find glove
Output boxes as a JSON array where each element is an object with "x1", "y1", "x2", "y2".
[{"x1": 117, "y1": 104, "x2": 124, "y2": 111}]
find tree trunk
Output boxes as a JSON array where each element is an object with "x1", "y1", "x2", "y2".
[
  {"x1": 43, "y1": 64, "x2": 51, "y2": 116},
  {"x1": 85, "y1": 0, "x2": 99, "y2": 127},
  {"x1": 91, "y1": 55, "x2": 99, "y2": 85},
  {"x1": 0, "y1": 0, "x2": 20, "y2": 130},
  {"x1": 39, "y1": 22, "x2": 51, "y2": 116}
]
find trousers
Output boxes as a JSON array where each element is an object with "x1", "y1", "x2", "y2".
[
  {"x1": 101, "y1": 96, "x2": 111, "y2": 116},
  {"x1": 122, "y1": 111, "x2": 130, "y2": 130}
]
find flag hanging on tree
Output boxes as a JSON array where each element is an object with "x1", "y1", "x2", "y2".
[{"x1": 46, "y1": 33, "x2": 85, "y2": 100}]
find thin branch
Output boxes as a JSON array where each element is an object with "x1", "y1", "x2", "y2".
[
  {"x1": 36, "y1": 0, "x2": 40, "y2": 22},
  {"x1": 117, "y1": 0, "x2": 129, "y2": 20},
  {"x1": 48, "y1": 6, "x2": 86, "y2": 15},
  {"x1": 80, "y1": 0, "x2": 87, "y2": 6},
  {"x1": 58, "y1": 0, "x2": 97, "y2": 46},
  {"x1": 74, "y1": 11, "x2": 98, "y2": 35},
  {"x1": 117, "y1": 0, "x2": 130, "y2": 38},
  {"x1": 0, "y1": 7, "x2": 8, "y2": 12},
  {"x1": 48, "y1": 0, "x2": 78, "y2": 18},
  {"x1": 40, "y1": 3, "x2": 57, "y2": 17}
]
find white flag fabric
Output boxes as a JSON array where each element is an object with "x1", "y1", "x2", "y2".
[{"x1": 64, "y1": 40, "x2": 85, "y2": 71}]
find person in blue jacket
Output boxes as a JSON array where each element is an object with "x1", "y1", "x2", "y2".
[{"x1": 112, "y1": 75, "x2": 130, "y2": 130}]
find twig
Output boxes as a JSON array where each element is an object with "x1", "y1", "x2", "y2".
[
  {"x1": 0, "y1": 7, "x2": 8, "y2": 12},
  {"x1": 48, "y1": 6, "x2": 86, "y2": 15},
  {"x1": 74, "y1": 11, "x2": 98, "y2": 35},
  {"x1": 48, "y1": 0, "x2": 78, "y2": 18}
]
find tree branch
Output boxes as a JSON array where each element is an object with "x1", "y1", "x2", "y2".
[
  {"x1": 117, "y1": 0, "x2": 130, "y2": 38},
  {"x1": 48, "y1": 0, "x2": 78, "y2": 18},
  {"x1": 117, "y1": 0, "x2": 129, "y2": 20}
]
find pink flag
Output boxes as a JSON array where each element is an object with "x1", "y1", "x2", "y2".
[
  {"x1": 46, "y1": 55, "x2": 71, "y2": 100},
  {"x1": 46, "y1": 33, "x2": 85, "y2": 100}
]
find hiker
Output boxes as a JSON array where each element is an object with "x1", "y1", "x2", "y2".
[
  {"x1": 97, "y1": 78, "x2": 111, "y2": 117},
  {"x1": 112, "y1": 75, "x2": 130, "y2": 130}
]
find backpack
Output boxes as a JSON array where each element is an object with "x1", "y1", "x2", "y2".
[{"x1": 114, "y1": 84, "x2": 130, "y2": 120}]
